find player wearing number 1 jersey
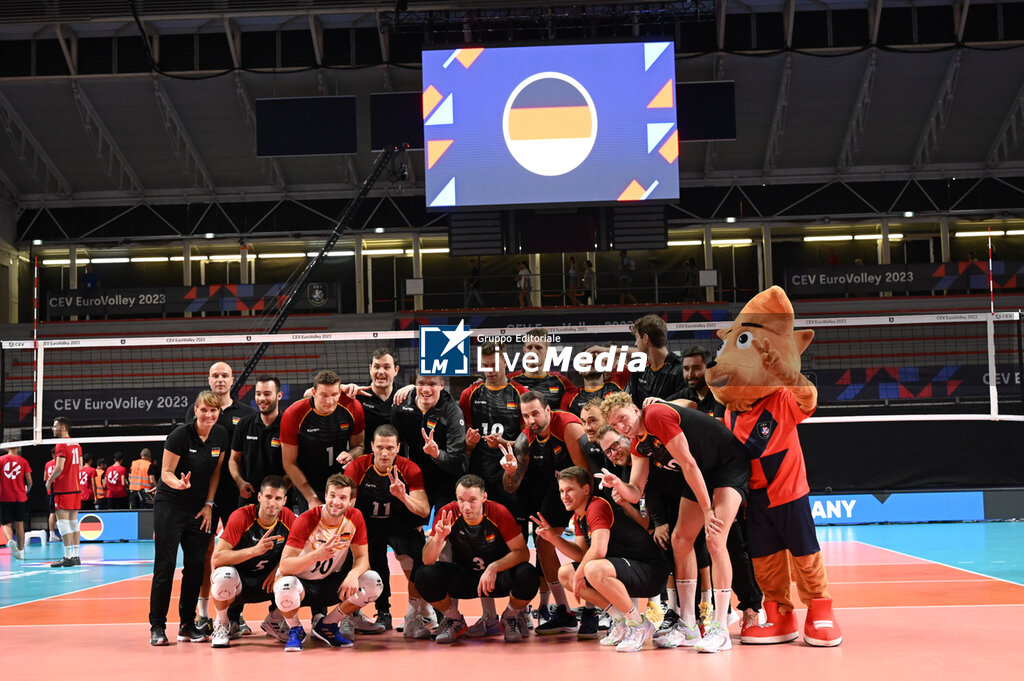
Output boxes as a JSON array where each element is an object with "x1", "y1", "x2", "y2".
[
  {"x1": 47, "y1": 417, "x2": 82, "y2": 568},
  {"x1": 273, "y1": 474, "x2": 382, "y2": 651}
]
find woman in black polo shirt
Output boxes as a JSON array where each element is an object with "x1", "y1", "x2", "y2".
[{"x1": 148, "y1": 390, "x2": 229, "y2": 646}]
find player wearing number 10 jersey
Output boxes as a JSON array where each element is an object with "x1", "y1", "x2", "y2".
[{"x1": 459, "y1": 342, "x2": 527, "y2": 512}]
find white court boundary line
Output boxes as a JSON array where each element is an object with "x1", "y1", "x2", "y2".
[
  {"x1": 850, "y1": 540, "x2": 1024, "y2": 589},
  {"x1": 0, "y1": 572, "x2": 151, "y2": 611}
]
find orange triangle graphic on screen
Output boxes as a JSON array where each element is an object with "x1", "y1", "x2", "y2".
[
  {"x1": 658, "y1": 130, "x2": 679, "y2": 163},
  {"x1": 456, "y1": 48, "x2": 483, "y2": 68},
  {"x1": 427, "y1": 140, "x2": 453, "y2": 169},
  {"x1": 647, "y1": 79, "x2": 674, "y2": 108},
  {"x1": 618, "y1": 180, "x2": 646, "y2": 201},
  {"x1": 423, "y1": 85, "x2": 442, "y2": 118}
]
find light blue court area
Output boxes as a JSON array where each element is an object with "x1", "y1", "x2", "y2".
[
  {"x1": 818, "y1": 522, "x2": 1024, "y2": 586},
  {"x1": 0, "y1": 541, "x2": 157, "y2": 609}
]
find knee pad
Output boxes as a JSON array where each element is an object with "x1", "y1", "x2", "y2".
[
  {"x1": 68, "y1": 518, "x2": 79, "y2": 534},
  {"x1": 210, "y1": 566, "x2": 242, "y2": 602},
  {"x1": 274, "y1": 576, "x2": 304, "y2": 612},
  {"x1": 347, "y1": 571, "x2": 384, "y2": 608},
  {"x1": 56, "y1": 519, "x2": 73, "y2": 535}
]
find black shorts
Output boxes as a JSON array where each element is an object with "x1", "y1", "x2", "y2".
[
  {"x1": 678, "y1": 442, "x2": 749, "y2": 505},
  {"x1": 746, "y1": 494, "x2": 821, "y2": 559},
  {"x1": 369, "y1": 523, "x2": 425, "y2": 561},
  {"x1": 297, "y1": 553, "x2": 353, "y2": 612},
  {"x1": 575, "y1": 557, "x2": 669, "y2": 599},
  {"x1": 518, "y1": 477, "x2": 572, "y2": 529},
  {"x1": 0, "y1": 500, "x2": 29, "y2": 524},
  {"x1": 415, "y1": 561, "x2": 541, "y2": 603},
  {"x1": 236, "y1": 571, "x2": 274, "y2": 605}
]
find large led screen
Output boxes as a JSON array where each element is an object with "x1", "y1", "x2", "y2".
[{"x1": 422, "y1": 42, "x2": 679, "y2": 209}]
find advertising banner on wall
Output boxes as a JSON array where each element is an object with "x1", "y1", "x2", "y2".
[{"x1": 784, "y1": 260, "x2": 1022, "y2": 295}]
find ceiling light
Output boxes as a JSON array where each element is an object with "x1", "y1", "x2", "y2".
[
  {"x1": 307, "y1": 250, "x2": 355, "y2": 257},
  {"x1": 711, "y1": 238, "x2": 753, "y2": 246},
  {"x1": 32, "y1": 239, "x2": 42, "y2": 246},
  {"x1": 407, "y1": 248, "x2": 450, "y2": 254},
  {"x1": 204, "y1": 232, "x2": 215, "y2": 239},
  {"x1": 90, "y1": 257, "x2": 130, "y2": 264},
  {"x1": 724, "y1": 217, "x2": 737, "y2": 223},
  {"x1": 854, "y1": 233, "x2": 904, "y2": 241},
  {"x1": 374, "y1": 227, "x2": 385, "y2": 233},
  {"x1": 169, "y1": 256, "x2": 185, "y2": 262},
  {"x1": 130, "y1": 256, "x2": 170, "y2": 263},
  {"x1": 208, "y1": 254, "x2": 241, "y2": 261},
  {"x1": 903, "y1": 211, "x2": 914, "y2": 218},
  {"x1": 1006, "y1": 230, "x2": 1024, "y2": 236},
  {"x1": 955, "y1": 231, "x2": 1004, "y2": 237},
  {"x1": 667, "y1": 240, "x2": 703, "y2": 247},
  {"x1": 804, "y1": 235, "x2": 853, "y2": 242},
  {"x1": 257, "y1": 252, "x2": 306, "y2": 259},
  {"x1": 42, "y1": 259, "x2": 72, "y2": 266}
]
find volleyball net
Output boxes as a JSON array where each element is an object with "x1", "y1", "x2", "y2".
[{"x1": 2, "y1": 310, "x2": 1022, "y2": 448}]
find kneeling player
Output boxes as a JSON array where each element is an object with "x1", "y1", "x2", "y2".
[
  {"x1": 210, "y1": 475, "x2": 295, "y2": 647},
  {"x1": 539, "y1": 466, "x2": 668, "y2": 653},
  {"x1": 414, "y1": 474, "x2": 541, "y2": 644},
  {"x1": 272, "y1": 473, "x2": 383, "y2": 651}
]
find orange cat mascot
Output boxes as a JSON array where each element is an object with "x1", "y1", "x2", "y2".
[{"x1": 705, "y1": 286, "x2": 841, "y2": 647}]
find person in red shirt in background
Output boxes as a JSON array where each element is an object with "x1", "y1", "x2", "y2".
[
  {"x1": 79, "y1": 455, "x2": 97, "y2": 511},
  {"x1": 45, "y1": 451, "x2": 59, "y2": 541},
  {"x1": 94, "y1": 459, "x2": 107, "y2": 510},
  {"x1": 46, "y1": 416, "x2": 83, "y2": 568},
  {"x1": 105, "y1": 452, "x2": 129, "y2": 509},
  {"x1": 1, "y1": 445, "x2": 33, "y2": 559}
]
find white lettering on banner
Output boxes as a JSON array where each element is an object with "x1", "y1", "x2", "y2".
[
  {"x1": 476, "y1": 344, "x2": 646, "y2": 375},
  {"x1": 811, "y1": 499, "x2": 857, "y2": 519},
  {"x1": 982, "y1": 372, "x2": 1021, "y2": 386}
]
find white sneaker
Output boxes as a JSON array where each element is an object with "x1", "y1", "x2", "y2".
[
  {"x1": 599, "y1": 620, "x2": 629, "y2": 646},
  {"x1": 403, "y1": 614, "x2": 432, "y2": 639},
  {"x1": 48, "y1": 532, "x2": 60, "y2": 542},
  {"x1": 348, "y1": 610, "x2": 385, "y2": 634},
  {"x1": 7, "y1": 540, "x2": 23, "y2": 560},
  {"x1": 695, "y1": 620, "x2": 732, "y2": 653},
  {"x1": 616, "y1": 617, "x2": 655, "y2": 653},
  {"x1": 654, "y1": 620, "x2": 702, "y2": 648},
  {"x1": 420, "y1": 603, "x2": 438, "y2": 630},
  {"x1": 211, "y1": 620, "x2": 231, "y2": 648},
  {"x1": 464, "y1": 615, "x2": 502, "y2": 638},
  {"x1": 260, "y1": 614, "x2": 289, "y2": 643}
]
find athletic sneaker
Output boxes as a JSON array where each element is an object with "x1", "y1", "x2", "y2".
[
  {"x1": 523, "y1": 604, "x2": 535, "y2": 630},
  {"x1": 654, "y1": 608, "x2": 679, "y2": 639},
  {"x1": 434, "y1": 616, "x2": 468, "y2": 644},
  {"x1": 260, "y1": 615, "x2": 290, "y2": 643},
  {"x1": 177, "y1": 622, "x2": 208, "y2": 643},
  {"x1": 6, "y1": 541, "x2": 23, "y2": 560},
  {"x1": 48, "y1": 532, "x2": 60, "y2": 542},
  {"x1": 578, "y1": 608, "x2": 600, "y2": 640},
  {"x1": 312, "y1": 619, "x2": 354, "y2": 648},
  {"x1": 349, "y1": 610, "x2": 386, "y2": 634},
  {"x1": 149, "y1": 626, "x2": 169, "y2": 646},
  {"x1": 230, "y1": 616, "x2": 252, "y2": 638},
  {"x1": 374, "y1": 612, "x2": 393, "y2": 631},
  {"x1": 597, "y1": 613, "x2": 611, "y2": 631},
  {"x1": 654, "y1": 620, "x2": 702, "y2": 648},
  {"x1": 285, "y1": 625, "x2": 306, "y2": 652},
  {"x1": 599, "y1": 620, "x2": 629, "y2": 646},
  {"x1": 501, "y1": 612, "x2": 525, "y2": 643},
  {"x1": 465, "y1": 615, "x2": 502, "y2": 638},
  {"x1": 195, "y1": 616, "x2": 213, "y2": 639},
  {"x1": 695, "y1": 620, "x2": 732, "y2": 653},
  {"x1": 535, "y1": 604, "x2": 577, "y2": 635},
  {"x1": 50, "y1": 557, "x2": 74, "y2": 568},
  {"x1": 536, "y1": 604, "x2": 556, "y2": 627},
  {"x1": 70, "y1": 556, "x2": 81, "y2": 566},
  {"x1": 616, "y1": 617, "x2": 655, "y2": 653},
  {"x1": 422, "y1": 606, "x2": 440, "y2": 630},
  {"x1": 402, "y1": 613, "x2": 432, "y2": 639},
  {"x1": 338, "y1": 615, "x2": 356, "y2": 642},
  {"x1": 211, "y1": 620, "x2": 231, "y2": 648}
]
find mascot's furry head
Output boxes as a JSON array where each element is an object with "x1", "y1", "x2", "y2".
[{"x1": 706, "y1": 286, "x2": 814, "y2": 413}]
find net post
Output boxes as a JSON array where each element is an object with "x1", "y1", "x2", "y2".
[
  {"x1": 1017, "y1": 310, "x2": 1023, "y2": 416},
  {"x1": 0, "y1": 343, "x2": 5, "y2": 437},
  {"x1": 34, "y1": 344, "x2": 44, "y2": 444},
  {"x1": 987, "y1": 314, "x2": 998, "y2": 418}
]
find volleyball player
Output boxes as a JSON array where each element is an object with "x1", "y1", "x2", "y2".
[
  {"x1": 539, "y1": 466, "x2": 668, "y2": 652},
  {"x1": 391, "y1": 372, "x2": 467, "y2": 512},
  {"x1": 281, "y1": 369, "x2": 365, "y2": 513},
  {"x1": 149, "y1": 391, "x2": 228, "y2": 646},
  {"x1": 0, "y1": 446, "x2": 31, "y2": 560},
  {"x1": 79, "y1": 455, "x2": 96, "y2": 511},
  {"x1": 562, "y1": 369, "x2": 621, "y2": 417},
  {"x1": 272, "y1": 473, "x2": 383, "y2": 651},
  {"x1": 579, "y1": 398, "x2": 614, "y2": 474},
  {"x1": 230, "y1": 375, "x2": 285, "y2": 505},
  {"x1": 209, "y1": 475, "x2": 295, "y2": 647},
  {"x1": 663, "y1": 346, "x2": 726, "y2": 418},
  {"x1": 601, "y1": 392, "x2": 750, "y2": 653},
  {"x1": 499, "y1": 391, "x2": 591, "y2": 635},
  {"x1": 507, "y1": 329, "x2": 578, "y2": 409},
  {"x1": 625, "y1": 315, "x2": 687, "y2": 405},
  {"x1": 104, "y1": 452, "x2": 129, "y2": 509},
  {"x1": 413, "y1": 474, "x2": 540, "y2": 644},
  {"x1": 357, "y1": 348, "x2": 402, "y2": 439},
  {"x1": 47, "y1": 417, "x2": 82, "y2": 568},
  {"x1": 345, "y1": 424, "x2": 431, "y2": 634}
]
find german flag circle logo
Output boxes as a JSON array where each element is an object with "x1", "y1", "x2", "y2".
[
  {"x1": 80, "y1": 513, "x2": 104, "y2": 541},
  {"x1": 502, "y1": 72, "x2": 597, "y2": 177}
]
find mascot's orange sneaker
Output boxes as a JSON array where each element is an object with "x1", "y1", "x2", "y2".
[
  {"x1": 803, "y1": 598, "x2": 842, "y2": 647},
  {"x1": 740, "y1": 602, "x2": 798, "y2": 644}
]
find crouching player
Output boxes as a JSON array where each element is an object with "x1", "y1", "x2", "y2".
[
  {"x1": 271, "y1": 473, "x2": 383, "y2": 651},
  {"x1": 414, "y1": 474, "x2": 541, "y2": 644},
  {"x1": 209, "y1": 475, "x2": 295, "y2": 647},
  {"x1": 540, "y1": 466, "x2": 669, "y2": 653}
]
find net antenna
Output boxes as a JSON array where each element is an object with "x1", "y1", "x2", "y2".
[{"x1": 231, "y1": 144, "x2": 404, "y2": 395}]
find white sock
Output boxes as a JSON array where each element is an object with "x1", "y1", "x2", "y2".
[
  {"x1": 603, "y1": 604, "x2": 625, "y2": 621},
  {"x1": 714, "y1": 589, "x2": 732, "y2": 627},
  {"x1": 701, "y1": 589, "x2": 712, "y2": 605},
  {"x1": 539, "y1": 589, "x2": 550, "y2": 608},
  {"x1": 198, "y1": 597, "x2": 209, "y2": 618},
  {"x1": 624, "y1": 605, "x2": 641, "y2": 625},
  {"x1": 503, "y1": 603, "x2": 523, "y2": 617},
  {"x1": 677, "y1": 579, "x2": 697, "y2": 626},
  {"x1": 443, "y1": 603, "x2": 461, "y2": 620},
  {"x1": 666, "y1": 587, "x2": 678, "y2": 612},
  {"x1": 64, "y1": 545, "x2": 73, "y2": 558},
  {"x1": 481, "y1": 597, "x2": 497, "y2": 619},
  {"x1": 548, "y1": 582, "x2": 569, "y2": 608},
  {"x1": 71, "y1": 543, "x2": 80, "y2": 558},
  {"x1": 285, "y1": 614, "x2": 301, "y2": 628},
  {"x1": 406, "y1": 597, "x2": 422, "y2": 617}
]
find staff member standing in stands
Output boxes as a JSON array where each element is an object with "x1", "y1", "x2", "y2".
[
  {"x1": 104, "y1": 452, "x2": 129, "y2": 509},
  {"x1": 149, "y1": 391, "x2": 229, "y2": 647},
  {"x1": 281, "y1": 370, "x2": 365, "y2": 512},
  {"x1": 230, "y1": 375, "x2": 286, "y2": 506},
  {"x1": 391, "y1": 373, "x2": 467, "y2": 512},
  {"x1": 129, "y1": 449, "x2": 157, "y2": 509}
]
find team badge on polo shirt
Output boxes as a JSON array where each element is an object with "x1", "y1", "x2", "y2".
[
  {"x1": 211, "y1": 448, "x2": 221, "y2": 458},
  {"x1": 485, "y1": 533, "x2": 496, "y2": 542},
  {"x1": 758, "y1": 422, "x2": 772, "y2": 439},
  {"x1": 426, "y1": 420, "x2": 437, "y2": 430},
  {"x1": 548, "y1": 386, "x2": 559, "y2": 393},
  {"x1": 270, "y1": 438, "x2": 281, "y2": 448},
  {"x1": 340, "y1": 422, "x2": 350, "y2": 430},
  {"x1": 232, "y1": 417, "x2": 241, "y2": 425},
  {"x1": 506, "y1": 401, "x2": 518, "y2": 409}
]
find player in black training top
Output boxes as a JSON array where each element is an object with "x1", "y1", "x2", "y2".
[
  {"x1": 209, "y1": 475, "x2": 296, "y2": 648},
  {"x1": 562, "y1": 369, "x2": 623, "y2": 417},
  {"x1": 507, "y1": 328, "x2": 578, "y2": 410},
  {"x1": 625, "y1": 315, "x2": 687, "y2": 406},
  {"x1": 663, "y1": 345, "x2": 726, "y2": 418},
  {"x1": 351, "y1": 348, "x2": 402, "y2": 442},
  {"x1": 229, "y1": 375, "x2": 285, "y2": 507},
  {"x1": 414, "y1": 474, "x2": 541, "y2": 645}
]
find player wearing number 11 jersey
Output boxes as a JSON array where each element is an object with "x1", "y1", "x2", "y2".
[{"x1": 48, "y1": 417, "x2": 82, "y2": 568}]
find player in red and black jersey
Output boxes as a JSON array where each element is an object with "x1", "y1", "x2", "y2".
[
  {"x1": 601, "y1": 391, "x2": 750, "y2": 652},
  {"x1": 281, "y1": 370, "x2": 365, "y2": 512},
  {"x1": 209, "y1": 475, "x2": 296, "y2": 648},
  {"x1": 344, "y1": 425, "x2": 431, "y2": 635},
  {"x1": 0, "y1": 446, "x2": 32, "y2": 559},
  {"x1": 498, "y1": 391, "x2": 591, "y2": 634},
  {"x1": 78, "y1": 455, "x2": 96, "y2": 511},
  {"x1": 47, "y1": 417, "x2": 82, "y2": 568},
  {"x1": 414, "y1": 474, "x2": 540, "y2": 645},
  {"x1": 562, "y1": 369, "x2": 622, "y2": 417},
  {"x1": 507, "y1": 328, "x2": 578, "y2": 410},
  {"x1": 536, "y1": 466, "x2": 668, "y2": 652}
]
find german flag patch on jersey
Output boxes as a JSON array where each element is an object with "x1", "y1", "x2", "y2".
[
  {"x1": 426, "y1": 420, "x2": 437, "y2": 430},
  {"x1": 211, "y1": 448, "x2": 221, "y2": 458},
  {"x1": 485, "y1": 533, "x2": 496, "y2": 542},
  {"x1": 506, "y1": 401, "x2": 518, "y2": 409},
  {"x1": 270, "y1": 438, "x2": 281, "y2": 447}
]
